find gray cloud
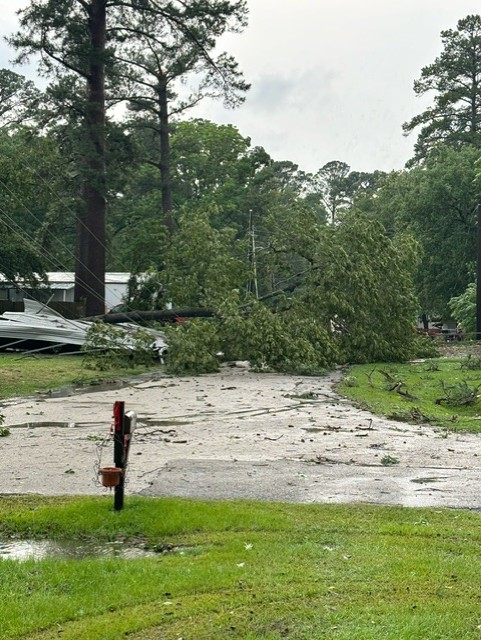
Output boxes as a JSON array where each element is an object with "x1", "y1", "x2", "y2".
[
  {"x1": 1, "y1": 0, "x2": 481, "y2": 173},
  {"x1": 246, "y1": 67, "x2": 338, "y2": 114}
]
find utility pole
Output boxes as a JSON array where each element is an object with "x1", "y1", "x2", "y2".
[
  {"x1": 248, "y1": 209, "x2": 259, "y2": 300},
  {"x1": 477, "y1": 204, "x2": 481, "y2": 340}
]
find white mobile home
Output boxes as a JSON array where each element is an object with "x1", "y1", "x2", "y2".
[{"x1": 0, "y1": 272, "x2": 131, "y2": 311}]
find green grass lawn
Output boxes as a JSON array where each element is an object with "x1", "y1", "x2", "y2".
[
  {"x1": 3, "y1": 354, "x2": 481, "y2": 638},
  {"x1": 338, "y1": 355, "x2": 481, "y2": 433},
  {"x1": 1, "y1": 496, "x2": 481, "y2": 639},
  {"x1": 0, "y1": 353, "x2": 164, "y2": 399}
]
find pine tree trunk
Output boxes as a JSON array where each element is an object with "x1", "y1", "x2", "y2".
[
  {"x1": 74, "y1": 0, "x2": 107, "y2": 316},
  {"x1": 158, "y1": 77, "x2": 174, "y2": 233}
]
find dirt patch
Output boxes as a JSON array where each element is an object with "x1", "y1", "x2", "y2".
[{"x1": 1, "y1": 363, "x2": 481, "y2": 509}]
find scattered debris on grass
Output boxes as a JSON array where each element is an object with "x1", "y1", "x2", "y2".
[
  {"x1": 436, "y1": 381, "x2": 481, "y2": 407},
  {"x1": 460, "y1": 354, "x2": 481, "y2": 370}
]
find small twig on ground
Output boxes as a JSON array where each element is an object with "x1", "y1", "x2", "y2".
[{"x1": 366, "y1": 367, "x2": 377, "y2": 387}]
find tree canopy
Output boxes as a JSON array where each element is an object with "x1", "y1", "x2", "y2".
[
  {"x1": 9, "y1": 0, "x2": 249, "y2": 313},
  {"x1": 5, "y1": 5, "x2": 479, "y2": 370},
  {"x1": 403, "y1": 14, "x2": 481, "y2": 163},
  {"x1": 0, "y1": 128, "x2": 70, "y2": 282},
  {"x1": 365, "y1": 146, "x2": 481, "y2": 317}
]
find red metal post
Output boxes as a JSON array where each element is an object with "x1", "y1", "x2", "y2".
[{"x1": 113, "y1": 400, "x2": 125, "y2": 511}]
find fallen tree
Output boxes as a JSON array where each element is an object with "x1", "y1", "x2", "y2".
[{"x1": 86, "y1": 308, "x2": 216, "y2": 324}]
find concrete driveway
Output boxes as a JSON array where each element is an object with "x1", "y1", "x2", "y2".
[{"x1": 1, "y1": 362, "x2": 480, "y2": 508}]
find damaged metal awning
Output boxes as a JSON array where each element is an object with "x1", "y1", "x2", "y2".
[{"x1": 0, "y1": 300, "x2": 167, "y2": 355}]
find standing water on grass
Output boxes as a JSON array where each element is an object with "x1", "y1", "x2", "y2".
[{"x1": 0, "y1": 539, "x2": 158, "y2": 561}]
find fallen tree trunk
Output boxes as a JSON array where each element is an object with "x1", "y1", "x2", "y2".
[{"x1": 84, "y1": 308, "x2": 216, "y2": 324}]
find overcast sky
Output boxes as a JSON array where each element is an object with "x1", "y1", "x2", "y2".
[{"x1": 2, "y1": 1, "x2": 481, "y2": 174}]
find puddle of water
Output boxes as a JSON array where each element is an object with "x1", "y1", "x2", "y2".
[
  {"x1": 0, "y1": 539, "x2": 158, "y2": 561},
  {"x1": 9, "y1": 422, "x2": 77, "y2": 429},
  {"x1": 7, "y1": 422, "x2": 103, "y2": 430},
  {"x1": 8, "y1": 418, "x2": 191, "y2": 430},
  {"x1": 140, "y1": 418, "x2": 192, "y2": 427},
  {"x1": 411, "y1": 477, "x2": 448, "y2": 484},
  {"x1": 44, "y1": 380, "x2": 128, "y2": 398},
  {"x1": 36, "y1": 373, "x2": 167, "y2": 400}
]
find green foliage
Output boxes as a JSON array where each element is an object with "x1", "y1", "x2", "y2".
[
  {"x1": 0, "y1": 406, "x2": 8, "y2": 435},
  {"x1": 158, "y1": 206, "x2": 418, "y2": 373},
  {"x1": 437, "y1": 380, "x2": 481, "y2": 406},
  {"x1": 381, "y1": 455, "x2": 400, "y2": 465},
  {"x1": 241, "y1": 303, "x2": 337, "y2": 374},
  {"x1": 343, "y1": 375, "x2": 359, "y2": 387},
  {"x1": 0, "y1": 104, "x2": 418, "y2": 374},
  {"x1": 413, "y1": 335, "x2": 440, "y2": 359},
  {"x1": 162, "y1": 209, "x2": 247, "y2": 308},
  {"x1": 424, "y1": 359, "x2": 441, "y2": 372},
  {"x1": 368, "y1": 147, "x2": 481, "y2": 317},
  {"x1": 311, "y1": 159, "x2": 351, "y2": 225},
  {"x1": 119, "y1": 2, "x2": 249, "y2": 218},
  {"x1": 330, "y1": 212, "x2": 417, "y2": 363},
  {"x1": 0, "y1": 408, "x2": 7, "y2": 435},
  {"x1": 10, "y1": 0, "x2": 249, "y2": 313},
  {"x1": 236, "y1": 303, "x2": 285, "y2": 371},
  {"x1": 109, "y1": 200, "x2": 170, "y2": 273},
  {"x1": 0, "y1": 69, "x2": 41, "y2": 127},
  {"x1": 256, "y1": 206, "x2": 418, "y2": 365},
  {"x1": 164, "y1": 319, "x2": 221, "y2": 375},
  {"x1": 214, "y1": 296, "x2": 251, "y2": 363},
  {"x1": 449, "y1": 282, "x2": 476, "y2": 334},
  {"x1": 460, "y1": 354, "x2": 481, "y2": 370},
  {"x1": 124, "y1": 268, "x2": 165, "y2": 311},
  {"x1": 82, "y1": 322, "x2": 157, "y2": 371},
  {"x1": 170, "y1": 120, "x2": 253, "y2": 215},
  {"x1": 163, "y1": 300, "x2": 337, "y2": 377},
  {"x1": 109, "y1": 120, "x2": 266, "y2": 270},
  {"x1": 403, "y1": 14, "x2": 481, "y2": 162},
  {"x1": 0, "y1": 128, "x2": 70, "y2": 278}
]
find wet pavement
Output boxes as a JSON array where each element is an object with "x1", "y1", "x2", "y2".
[{"x1": 1, "y1": 363, "x2": 481, "y2": 509}]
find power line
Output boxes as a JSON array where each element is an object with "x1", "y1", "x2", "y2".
[{"x1": 0, "y1": 135, "x2": 140, "y2": 314}]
